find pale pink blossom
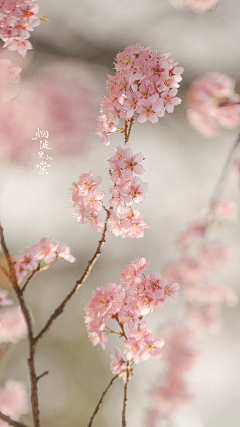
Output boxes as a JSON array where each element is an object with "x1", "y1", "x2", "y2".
[
  {"x1": 0, "y1": 290, "x2": 12, "y2": 307},
  {"x1": 0, "y1": 307, "x2": 27, "y2": 344},
  {"x1": 110, "y1": 348, "x2": 127, "y2": 375},
  {"x1": 55, "y1": 244, "x2": 76, "y2": 263},
  {"x1": 187, "y1": 73, "x2": 240, "y2": 137},
  {"x1": 170, "y1": 0, "x2": 219, "y2": 12},
  {"x1": 211, "y1": 201, "x2": 237, "y2": 221},
  {"x1": 0, "y1": 379, "x2": 29, "y2": 424}
]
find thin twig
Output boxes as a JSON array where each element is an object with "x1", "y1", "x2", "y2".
[
  {"x1": 115, "y1": 316, "x2": 128, "y2": 340},
  {"x1": 209, "y1": 132, "x2": 240, "y2": 206},
  {"x1": 35, "y1": 209, "x2": 111, "y2": 342},
  {"x1": 22, "y1": 266, "x2": 40, "y2": 293},
  {"x1": 0, "y1": 226, "x2": 40, "y2": 427},
  {"x1": 86, "y1": 375, "x2": 119, "y2": 427},
  {"x1": 37, "y1": 371, "x2": 49, "y2": 382},
  {"x1": 125, "y1": 117, "x2": 134, "y2": 144},
  {"x1": 0, "y1": 411, "x2": 29, "y2": 427},
  {"x1": 122, "y1": 363, "x2": 130, "y2": 427}
]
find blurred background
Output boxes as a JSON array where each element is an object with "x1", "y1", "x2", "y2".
[{"x1": 0, "y1": 0, "x2": 240, "y2": 426}]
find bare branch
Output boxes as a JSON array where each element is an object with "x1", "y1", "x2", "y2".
[
  {"x1": 87, "y1": 375, "x2": 119, "y2": 427},
  {"x1": 37, "y1": 371, "x2": 49, "y2": 382},
  {"x1": 210, "y1": 132, "x2": 240, "y2": 206},
  {"x1": 35, "y1": 209, "x2": 111, "y2": 342},
  {"x1": 0, "y1": 225, "x2": 40, "y2": 427},
  {"x1": 122, "y1": 364, "x2": 130, "y2": 427},
  {"x1": 22, "y1": 266, "x2": 40, "y2": 293},
  {"x1": 0, "y1": 411, "x2": 29, "y2": 427}
]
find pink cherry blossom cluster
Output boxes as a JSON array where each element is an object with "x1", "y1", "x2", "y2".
[
  {"x1": 85, "y1": 257, "x2": 180, "y2": 377},
  {"x1": 169, "y1": 0, "x2": 219, "y2": 12},
  {"x1": 71, "y1": 172, "x2": 105, "y2": 232},
  {"x1": 0, "y1": 0, "x2": 40, "y2": 57},
  {"x1": 146, "y1": 323, "x2": 198, "y2": 424},
  {"x1": 13, "y1": 236, "x2": 76, "y2": 284},
  {"x1": 97, "y1": 43, "x2": 183, "y2": 145},
  {"x1": 187, "y1": 73, "x2": 240, "y2": 137},
  {"x1": 0, "y1": 379, "x2": 29, "y2": 426},
  {"x1": 108, "y1": 143, "x2": 149, "y2": 238}
]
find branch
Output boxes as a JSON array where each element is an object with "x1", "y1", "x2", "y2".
[
  {"x1": 125, "y1": 117, "x2": 134, "y2": 144},
  {"x1": 0, "y1": 225, "x2": 40, "y2": 427},
  {"x1": 0, "y1": 411, "x2": 29, "y2": 427},
  {"x1": 22, "y1": 266, "x2": 40, "y2": 293},
  {"x1": 35, "y1": 209, "x2": 111, "y2": 342},
  {"x1": 37, "y1": 371, "x2": 49, "y2": 382},
  {"x1": 209, "y1": 132, "x2": 240, "y2": 206},
  {"x1": 122, "y1": 364, "x2": 130, "y2": 427},
  {"x1": 86, "y1": 375, "x2": 119, "y2": 427}
]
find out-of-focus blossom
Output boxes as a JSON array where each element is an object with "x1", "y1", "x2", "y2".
[
  {"x1": 0, "y1": 61, "x2": 99, "y2": 163},
  {"x1": 0, "y1": 307, "x2": 27, "y2": 344},
  {"x1": 0, "y1": 379, "x2": 29, "y2": 425},
  {"x1": 187, "y1": 73, "x2": 240, "y2": 137},
  {"x1": 169, "y1": 0, "x2": 219, "y2": 12},
  {"x1": 0, "y1": 290, "x2": 12, "y2": 307},
  {"x1": 147, "y1": 324, "x2": 197, "y2": 418}
]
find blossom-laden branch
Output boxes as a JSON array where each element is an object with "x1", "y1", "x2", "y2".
[
  {"x1": 86, "y1": 374, "x2": 119, "y2": 427},
  {"x1": 0, "y1": 225, "x2": 40, "y2": 427},
  {"x1": 0, "y1": 411, "x2": 29, "y2": 427},
  {"x1": 35, "y1": 208, "x2": 110, "y2": 342}
]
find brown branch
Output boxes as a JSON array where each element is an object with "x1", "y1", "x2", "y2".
[
  {"x1": 209, "y1": 132, "x2": 240, "y2": 207},
  {"x1": 125, "y1": 117, "x2": 134, "y2": 144},
  {"x1": 37, "y1": 371, "x2": 49, "y2": 382},
  {"x1": 22, "y1": 266, "x2": 40, "y2": 293},
  {"x1": 122, "y1": 364, "x2": 130, "y2": 427},
  {"x1": 0, "y1": 225, "x2": 40, "y2": 427},
  {"x1": 86, "y1": 375, "x2": 119, "y2": 427},
  {"x1": 0, "y1": 411, "x2": 29, "y2": 427},
  {"x1": 35, "y1": 209, "x2": 111, "y2": 342},
  {"x1": 115, "y1": 316, "x2": 128, "y2": 340}
]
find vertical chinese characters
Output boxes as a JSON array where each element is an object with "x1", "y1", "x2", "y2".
[{"x1": 32, "y1": 128, "x2": 52, "y2": 174}]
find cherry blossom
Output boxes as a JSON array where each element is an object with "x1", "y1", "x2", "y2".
[
  {"x1": 0, "y1": 1, "x2": 40, "y2": 56},
  {"x1": 97, "y1": 43, "x2": 183, "y2": 145},
  {"x1": 0, "y1": 379, "x2": 29, "y2": 425},
  {"x1": 169, "y1": 0, "x2": 219, "y2": 12},
  {"x1": 13, "y1": 238, "x2": 76, "y2": 284},
  {"x1": 85, "y1": 258, "x2": 180, "y2": 376},
  {"x1": 0, "y1": 307, "x2": 27, "y2": 344},
  {"x1": 187, "y1": 73, "x2": 240, "y2": 137},
  {"x1": 71, "y1": 172, "x2": 105, "y2": 232},
  {"x1": 0, "y1": 290, "x2": 13, "y2": 307}
]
